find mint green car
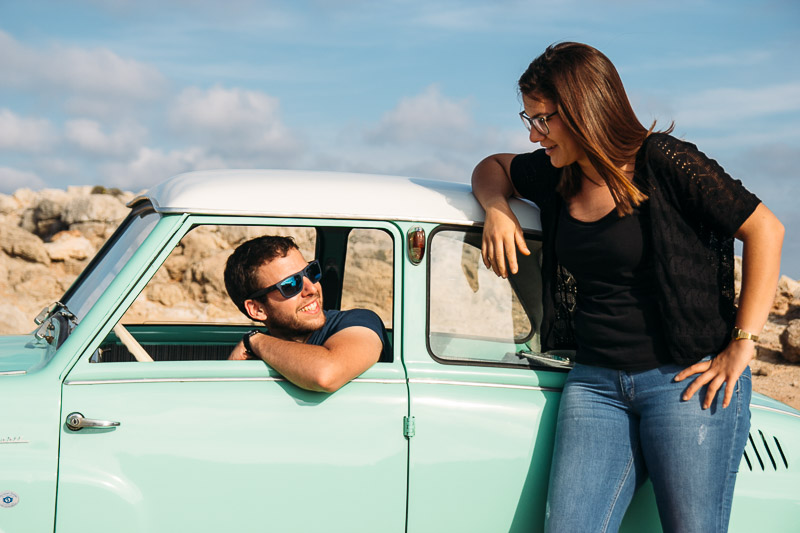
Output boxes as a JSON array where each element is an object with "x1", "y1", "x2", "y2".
[{"x1": 2, "y1": 170, "x2": 798, "y2": 532}]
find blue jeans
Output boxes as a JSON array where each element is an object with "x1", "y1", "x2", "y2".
[{"x1": 545, "y1": 359, "x2": 752, "y2": 533}]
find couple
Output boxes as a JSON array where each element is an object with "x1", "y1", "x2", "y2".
[{"x1": 224, "y1": 42, "x2": 783, "y2": 533}]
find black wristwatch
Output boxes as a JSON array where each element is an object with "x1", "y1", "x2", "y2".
[{"x1": 242, "y1": 329, "x2": 262, "y2": 357}]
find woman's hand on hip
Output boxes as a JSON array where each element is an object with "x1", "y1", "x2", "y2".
[
  {"x1": 481, "y1": 202, "x2": 531, "y2": 278},
  {"x1": 674, "y1": 341, "x2": 754, "y2": 409}
]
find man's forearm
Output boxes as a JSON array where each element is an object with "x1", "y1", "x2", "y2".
[
  {"x1": 250, "y1": 334, "x2": 339, "y2": 392},
  {"x1": 248, "y1": 326, "x2": 382, "y2": 393}
]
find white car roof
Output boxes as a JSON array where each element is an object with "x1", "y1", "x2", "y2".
[{"x1": 135, "y1": 169, "x2": 541, "y2": 231}]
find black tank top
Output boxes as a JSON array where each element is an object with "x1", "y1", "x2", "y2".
[{"x1": 555, "y1": 202, "x2": 670, "y2": 370}]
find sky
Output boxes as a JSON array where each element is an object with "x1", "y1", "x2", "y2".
[{"x1": 1, "y1": 0, "x2": 799, "y2": 276}]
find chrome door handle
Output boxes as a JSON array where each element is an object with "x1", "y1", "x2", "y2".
[{"x1": 65, "y1": 412, "x2": 120, "y2": 431}]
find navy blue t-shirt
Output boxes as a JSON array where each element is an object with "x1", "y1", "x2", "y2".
[{"x1": 306, "y1": 309, "x2": 392, "y2": 362}]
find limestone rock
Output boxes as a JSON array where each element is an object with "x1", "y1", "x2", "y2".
[
  {"x1": 44, "y1": 231, "x2": 95, "y2": 261},
  {"x1": 0, "y1": 194, "x2": 18, "y2": 215},
  {"x1": 68, "y1": 221, "x2": 114, "y2": 244},
  {"x1": 181, "y1": 227, "x2": 228, "y2": 264},
  {"x1": 163, "y1": 254, "x2": 189, "y2": 282},
  {"x1": 780, "y1": 319, "x2": 800, "y2": 363},
  {"x1": 0, "y1": 224, "x2": 50, "y2": 264},
  {"x1": 19, "y1": 208, "x2": 37, "y2": 234},
  {"x1": 16, "y1": 273, "x2": 62, "y2": 303},
  {"x1": 0, "y1": 304, "x2": 31, "y2": 336},
  {"x1": 0, "y1": 257, "x2": 7, "y2": 287},
  {"x1": 773, "y1": 275, "x2": 800, "y2": 316},
  {"x1": 62, "y1": 194, "x2": 128, "y2": 225},
  {"x1": 34, "y1": 189, "x2": 70, "y2": 219},
  {"x1": 147, "y1": 282, "x2": 187, "y2": 307},
  {"x1": 12, "y1": 188, "x2": 37, "y2": 208},
  {"x1": 191, "y1": 252, "x2": 231, "y2": 302}
]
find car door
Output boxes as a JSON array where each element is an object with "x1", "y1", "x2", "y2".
[
  {"x1": 55, "y1": 219, "x2": 408, "y2": 533},
  {"x1": 402, "y1": 224, "x2": 662, "y2": 532}
]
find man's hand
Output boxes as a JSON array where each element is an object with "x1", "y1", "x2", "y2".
[{"x1": 228, "y1": 340, "x2": 251, "y2": 360}]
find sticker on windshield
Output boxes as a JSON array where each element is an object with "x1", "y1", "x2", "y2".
[{"x1": 0, "y1": 491, "x2": 19, "y2": 508}]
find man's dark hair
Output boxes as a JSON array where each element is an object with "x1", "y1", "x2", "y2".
[{"x1": 224, "y1": 235, "x2": 299, "y2": 319}]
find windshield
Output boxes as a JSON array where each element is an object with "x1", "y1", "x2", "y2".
[{"x1": 62, "y1": 205, "x2": 160, "y2": 321}]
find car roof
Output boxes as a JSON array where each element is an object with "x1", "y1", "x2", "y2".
[{"x1": 134, "y1": 169, "x2": 542, "y2": 231}]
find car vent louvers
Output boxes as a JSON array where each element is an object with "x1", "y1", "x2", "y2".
[
  {"x1": 742, "y1": 451, "x2": 753, "y2": 472},
  {"x1": 744, "y1": 431, "x2": 790, "y2": 472},
  {"x1": 748, "y1": 433, "x2": 765, "y2": 471},
  {"x1": 759, "y1": 430, "x2": 778, "y2": 470},
  {"x1": 773, "y1": 436, "x2": 789, "y2": 469}
]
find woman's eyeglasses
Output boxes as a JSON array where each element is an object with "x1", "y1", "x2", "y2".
[
  {"x1": 247, "y1": 260, "x2": 322, "y2": 300},
  {"x1": 519, "y1": 110, "x2": 558, "y2": 136}
]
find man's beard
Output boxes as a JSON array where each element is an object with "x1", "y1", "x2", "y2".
[{"x1": 265, "y1": 309, "x2": 326, "y2": 343}]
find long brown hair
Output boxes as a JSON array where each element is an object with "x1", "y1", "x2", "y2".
[{"x1": 519, "y1": 42, "x2": 672, "y2": 214}]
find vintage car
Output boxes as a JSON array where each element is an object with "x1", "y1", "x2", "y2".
[{"x1": 2, "y1": 170, "x2": 798, "y2": 532}]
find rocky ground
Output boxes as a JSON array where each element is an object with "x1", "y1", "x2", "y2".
[{"x1": 1, "y1": 186, "x2": 800, "y2": 411}]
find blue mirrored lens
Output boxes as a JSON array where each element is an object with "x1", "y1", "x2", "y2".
[
  {"x1": 277, "y1": 274, "x2": 303, "y2": 297},
  {"x1": 306, "y1": 261, "x2": 322, "y2": 283}
]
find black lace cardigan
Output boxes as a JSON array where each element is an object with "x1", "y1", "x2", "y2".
[{"x1": 510, "y1": 133, "x2": 761, "y2": 366}]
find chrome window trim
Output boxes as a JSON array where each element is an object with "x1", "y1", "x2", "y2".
[
  {"x1": 64, "y1": 377, "x2": 407, "y2": 386},
  {"x1": 409, "y1": 378, "x2": 561, "y2": 393},
  {"x1": 65, "y1": 377, "x2": 287, "y2": 385}
]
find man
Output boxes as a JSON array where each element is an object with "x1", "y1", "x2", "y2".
[{"x1": 223, "y1": 235, "x2": 389, "y2": 392}]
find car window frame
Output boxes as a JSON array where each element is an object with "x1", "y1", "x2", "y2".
[
  {"x1": 425, "y1": 223, "x2": 547, "y2": 370},
  {"x1": 64, "y1": 215, "x2": 403, "y2": 379}
]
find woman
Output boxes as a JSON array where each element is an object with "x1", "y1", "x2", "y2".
[{"x1": 472, "y1": 42, "x2": 784, "y2": 532}]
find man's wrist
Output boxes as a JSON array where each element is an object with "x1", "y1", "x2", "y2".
[{"x1": 243, "y1": 329, "x2": 262, "y2": 357}]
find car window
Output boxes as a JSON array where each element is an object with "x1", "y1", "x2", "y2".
[
  {"x1": 428, "y1": 227, "x2": 547, "y2": 368},
  {"x1": 118, "y1": 225, "x2": 315, "y2": 325},
  {"x1": 63, "y1": 206, "x2": 160, "y2": 321},
  {"x1": 341, "y1": 228, "x2": 393, "y2": 329},
  {"x1": 95, "y1": 224, "x2": 394, "y2": 363}
]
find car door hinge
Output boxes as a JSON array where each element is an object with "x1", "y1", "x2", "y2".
[{"x1": 403, "y1": 416, "x2": 416, "y2": 438}]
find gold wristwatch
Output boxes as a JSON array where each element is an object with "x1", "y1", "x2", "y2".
[{"x1": 731, "y1": 327, "x2": 759, "y2": 342}]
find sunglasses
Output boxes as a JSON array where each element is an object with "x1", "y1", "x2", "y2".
[{"x1": 247, "y1": 260, "x2": 322, "y2": 300}]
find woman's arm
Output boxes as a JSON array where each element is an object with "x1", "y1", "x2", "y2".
[
  {"x1": 471, "y1": 153, "x2": 530, "y2": 278},
  {"x1": 675, "y1": 203, "x2": 785, "y2": 409}
]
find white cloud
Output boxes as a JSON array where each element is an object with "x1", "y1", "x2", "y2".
[
  {"x1": 0, "y1": 30, "x2": 167, "y2": 107},
  {"x1": 0, "y1": 109, "x2": 57, "y2": 152},
  {"x1": 169, "y1": 85, "x2": 301, "y2": 158},
  {"x1": 102, "y1": 146, "x2": 226, "y2": 189},
  {"x1": 64, "y1": 119, "x2": 148, "y2": 157},
  {"x1": 674, "y1": 82, "x2": 800, "y2": 128},
  {"x1": 0, "y1": 167, "x2": 46, "y2": 193},
  {"x1": 366, "y1": 85, "x2": 475, "y2": 149}
]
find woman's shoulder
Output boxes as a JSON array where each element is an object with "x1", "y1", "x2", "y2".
[
  {"x1": 641, "y1": 132, "x2": 702, "y2": 159},
  {"x1": 643, "y1": 132, "x2": 686, "y2": 153}
]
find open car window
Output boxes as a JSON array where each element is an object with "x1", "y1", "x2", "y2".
[{"x1": 94, "y1": 224, "x2": 393, "y2": 363}]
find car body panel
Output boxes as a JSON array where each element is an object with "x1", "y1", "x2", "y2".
[
  {"x1": 57, "y1": 373, "x2": 408, "y2": 532},
  {"x1": 0, "y1": 335, "x2": 49, "y2": 374}
]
